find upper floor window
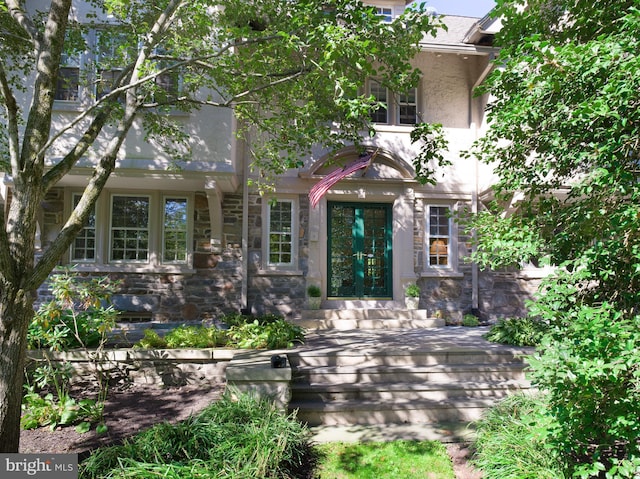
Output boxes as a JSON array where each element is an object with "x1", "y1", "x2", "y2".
[
  {"x1": 367, "y1": 79, "x2": 419, "y2": 126},
  {"x1": 55, "y1": 52, "x2": 81, "y2": 101},
  {"x1": 95, "y1": 32, "x2": 132, "y2": 99},
  {"x1": 427, "y1": 205, "x2": 451, "y2": 267},
  {"x1": 398, "y1": 89, "x2": 418, "y2": 125},
  {"x1": 54, "y1": 30, "x2": 180, "y2": 105},
  {"x1": 375, "y1": 6, "x2": 394, "y2": 22}
]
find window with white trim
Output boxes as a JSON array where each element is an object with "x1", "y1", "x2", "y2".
[
  {"x1": 264, "y1": 198, "x2": 298, "y2": 269},
  {"x1": 398, "y1": 89, "x2": 418, "y2": 125},
  {"x1": 67, "y1": 190, "x2": 192, "y2": 269},
  {"x1": 71, "y1": 193, "x2": 96, "y2": 262},
  {"x1": 162, "y1": 197, "x2": 188, "y2": 263},
  {"x1": 367, "y1": 80, "x2": 419, "y2": 126},
  {"x1": 53, "y1": 29, "x2": 181, "y2": 106},
  {"x1": 110, "y1": 195, "x2": 150, "y2": 262},
  {"x1": 369, "y1": 80, "x2": 389, "y2": 124},
  {"x1": 427, "y1": 205, "x2": 452, "y2": 267},
  {"x1": 375, "y1": 6, "x2": 393, "y2": 22}
]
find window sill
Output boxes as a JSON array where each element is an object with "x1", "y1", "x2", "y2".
[
  {"x1": 60, "y1": 264, "x2": 196, "y2": 275},
  {"x1": 372, "y1": 124, "x2": 416, "y2": 134},
  {"x1": 255, "y1": 269, "x2": 304, "y2": 276},
  {"x1": 420, "y1": 270, "x2": 464, "y2": 279}
]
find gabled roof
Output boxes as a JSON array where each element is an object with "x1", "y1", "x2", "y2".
[{"x1": 421, "y1": 13, "x2": 500, "y2": 55}]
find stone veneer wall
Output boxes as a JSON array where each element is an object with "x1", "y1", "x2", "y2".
[
  {"x1": 410, "y1": 199, "x2": 539, "y2": 321},
  {"x1": 245, "y1": 193, "x2": 309, "y2": 317},
  {"x1": 35, "y1": 188, "x2": 540, "y2": 322},
  {"x1": 37, "y1": 189, "x2": 244, "y2": 322}
]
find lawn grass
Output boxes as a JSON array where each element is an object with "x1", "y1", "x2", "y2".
[{"x1": 314, "y1": 440, "x2": 456, "y2": 479}]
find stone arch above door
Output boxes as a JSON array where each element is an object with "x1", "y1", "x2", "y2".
[{"x1": 305, "y1": 146, "x2": 415, "y2": 181}]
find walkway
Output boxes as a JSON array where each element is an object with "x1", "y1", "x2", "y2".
[{"x1": 289, "y1": 326, "x2": 535, "y2": 444}]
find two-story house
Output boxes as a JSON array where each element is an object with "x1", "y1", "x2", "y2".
[{"x1": 5, "y1": 1, "x2": 543, "y2": 325}]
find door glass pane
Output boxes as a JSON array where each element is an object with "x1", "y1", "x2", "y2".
[
  {"x1": 363, "y1": 207, "x2": 388, "y2": 296},
  {"x1": 329, "y1": 205, "x2": 356, "y2": 297}
]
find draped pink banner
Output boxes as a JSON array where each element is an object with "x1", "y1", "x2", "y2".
[{"x1": 308, "y1": 153, "x2": 374, "y2": 208}]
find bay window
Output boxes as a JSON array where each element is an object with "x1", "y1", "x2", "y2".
[{"x1": 67, "y1": 190, "x2": 192, "y2": 270}]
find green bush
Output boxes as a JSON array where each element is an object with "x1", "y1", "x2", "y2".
[
  {"x1": 80, "y1": 392, "x2": 312, "y2": 479},
  {"x1": 484, "y1": 316, "x2": 548, "y2": 347},
  {"x1": 527, "y1": 304, "x2": 640, "y2": 478},
  {"x1": 472, "y1": 393, "x2": 563, "y2": 479},
  {"x1": 134, "y1": 315, "x2": 304, "y2": 350},
  {"x1": 462, "y1": 314, "x2": 480, "y2": 327},
  {"x1": 228, "y1": 319, "x2": 304, "y2": 349},
  {"x1": 28, "y1": 271, "x2": 120, "y2": 351}
]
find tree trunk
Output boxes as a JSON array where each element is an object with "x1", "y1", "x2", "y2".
[{"x1": 0, "y1": 286, "x2": 35, "y2": 452}]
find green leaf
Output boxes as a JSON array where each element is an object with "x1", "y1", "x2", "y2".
[{"x1": 75, "y1": 421, "x2": 91, "y2": 434}]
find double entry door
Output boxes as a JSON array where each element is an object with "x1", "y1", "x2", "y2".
[{"x1": 327, "y1": 202, "x2": 392, "y2": 298}]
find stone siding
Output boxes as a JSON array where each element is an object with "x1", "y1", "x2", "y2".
[{"x1": 37, "y1": 190, "x2": 244, "y2": 322}]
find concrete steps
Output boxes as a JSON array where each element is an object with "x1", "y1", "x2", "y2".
[
  {"x1": 287, "y1": 312, "x2": 532, "y2": 440},
  {"x1": 295, "y1": 309, "x2": 445, "y2": 330}
]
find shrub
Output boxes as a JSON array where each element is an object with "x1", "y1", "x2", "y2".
[
  {"x1": 228, "y1": 319, "x2": 304, "y2": 349},
  {"x1": 28, "y1": 270, "x2": 120, "y2": 351},
  {"x1": 484, "y1": 316, "x2": 548, "y2": 347},
  {"x1": 462, "y1": 314, "x2": 480, "y2": 327},
  {"x1": 472, "y1": 393, "x2": 563, "y2": 479},
  {"x1": 134, "y1": 316, "x2": 304, "y2": 350},
  {"x1": 164, "y1": 325, "x2": 228, "y2": 348},
  {"x1": 527, "y1": 304, "x2": 640, "y2": 478},
  {"x1": 24, "y1": 270, "x2": 118, "y2": 434},
  {"x1": 80, "y1": 392, "x2": 312, "y2": 479},
  {"x1": 405, "y1": 283, "x2": 421, "y2": 297},
  {"x1": 307, "y1": 284, "x2": 321, "y2": 297}
]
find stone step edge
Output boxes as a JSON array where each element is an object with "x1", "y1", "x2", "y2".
[
  {"x1": 307, "y1": 422, "x2": 476, "y2": 444},
  {"x1": 290, "y1": 379, "x2": 530, "y2": 392},
  {"x1": 291, "y1": 362, "x2": 528, "y2": 375},
  {"x1": 294, "y1": 320, "x2": 446, "y2": 330},
  {"x1": 289, "y1": 397, "x2": 500, "y2": 412}
]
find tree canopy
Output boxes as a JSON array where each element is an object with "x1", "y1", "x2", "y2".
[
  {"x1": 470, "y1": 1, "x2": 640, "y2": 475},
  {"x1": 0, "y1": 0, "x2": 443, "y2": 452}
]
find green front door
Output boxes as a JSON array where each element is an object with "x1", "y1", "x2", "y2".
[{"x1": 328, "y1": 202, "x2": 392, "y2": 298}]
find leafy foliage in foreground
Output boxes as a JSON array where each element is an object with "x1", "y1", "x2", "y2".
[
  {"x1": 27, "y1": 270, "x2": 120, "y2": 351},
  {"x1": 23, "y1": 271, "x2": 118, "y2": 433},
  {"x1": 79, "y1": 392, "x2": 312, "y2": 479},
  {"x1": 472, "y1": 394, "x2": 563, "y2": 479},
  {"x1": 527, "y1": 304, "x2": 640, "y2": 478},
  {"x1": 466, "y1": 1, "x2": 640, "y2": 475}
]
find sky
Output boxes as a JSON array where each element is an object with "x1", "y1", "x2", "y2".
[{"x1": 418, "y1": 0, "x2": 497, "y2": 18}]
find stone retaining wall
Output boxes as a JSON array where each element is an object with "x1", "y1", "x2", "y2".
[
  {"x1": 26, "y1": 348, "x2": 293, "y2": 410},
  {"x1": 26, "y1": 348, "x2": 239, "y2": 387}
]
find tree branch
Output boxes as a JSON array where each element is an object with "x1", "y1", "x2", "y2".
[
  {"x1": 5, "y1": 0, "x2": 41, "y2": 45},
  {"x1": 17, "y1": 0, "x2": 72, "y2": 176}
]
